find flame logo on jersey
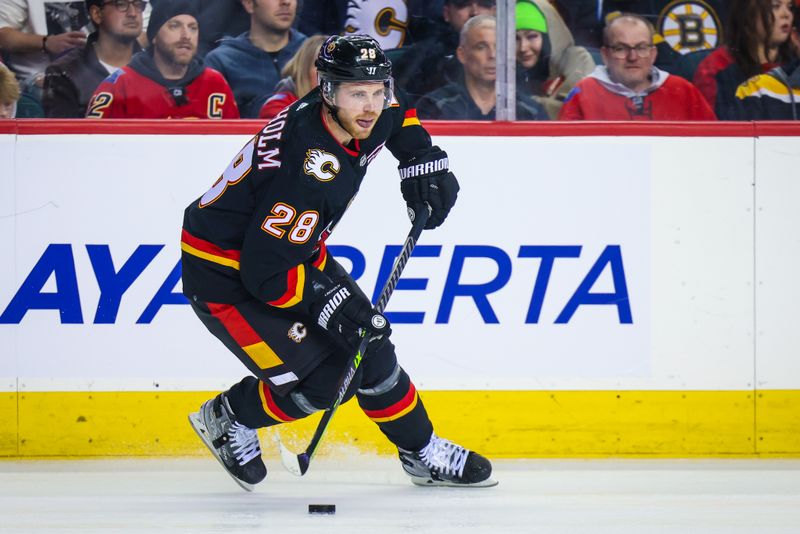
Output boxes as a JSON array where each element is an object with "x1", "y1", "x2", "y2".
[
  {"x1": 288, "y1": 322, "x2": 307, "y2": 343},
  {"x1": 304, "y1": 149, "x2": 340, "y2": 182}
]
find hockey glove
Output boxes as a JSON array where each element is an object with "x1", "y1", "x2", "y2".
[
  {"x1": 399, "y1": 146, "x2": 460, "y2": 229},
  {"x1": 311, "y1": 278, "x2": 391, "y2": 350}
]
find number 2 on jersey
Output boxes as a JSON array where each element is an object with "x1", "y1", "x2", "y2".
[
  {"x1": 262, "y1": 202, "x2": 319, "y2": 244},
  {"x1": 199, "y1": 137, "x2": 255, "y2": 207}
]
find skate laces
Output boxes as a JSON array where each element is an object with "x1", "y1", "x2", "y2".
[
  {"x1": 228, "y1": 422, "x2": 261, "y2": 466},
  {"x1": 418, "y1": 435, "x2": 469, "y2": 478}
]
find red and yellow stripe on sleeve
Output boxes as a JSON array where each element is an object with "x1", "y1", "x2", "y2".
[
  {"x1": 267, "y1": 263, "x2": 305, "y2": 308},
  {"x1": 312, "y1": 241, "x2": 328, "y2": 271},
  {"x1": 180, "y1": 229, "x2": 241, "y2": 269},
  {"x1": 362, "y1": 383, "x2": 420, "y2": 423},
  {"x1": 267, "y1": 243, "x2": 327, "y2": 309},
  {"x1": 402, "y1": 108, "x2": 421, "y2": 127}
]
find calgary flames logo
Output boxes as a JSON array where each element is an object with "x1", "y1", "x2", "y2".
[
  {"x1": 303, "y1": 149, "x2": 340, "y2": 181},
  {"x1": 288, "y1": 322, "x2": 307, "y2": 343}
]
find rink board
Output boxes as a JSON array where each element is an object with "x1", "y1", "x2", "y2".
[{"x1": 1, "y1": 121, "x2": 799, "y2": 457}]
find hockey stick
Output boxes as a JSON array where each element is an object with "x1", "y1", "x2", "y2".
[{"x1": 278, "y1": 205, "x2": 430, "y2": 476}]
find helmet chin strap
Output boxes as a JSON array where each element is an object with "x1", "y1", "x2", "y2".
[
  {"x1": 324, "y1": 100, "x2": 358, "y2": 140},
  {"x1": 326, "y1": 102, "x2": 347, "y2": 132}
]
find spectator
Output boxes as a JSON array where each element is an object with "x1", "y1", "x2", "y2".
[
  {"x1": 417, "y1": 15, "x2": 547, "y2": 120},
  {"x1": 734, "y1": 58, "x2": 800, "y2": 119},
  {"x1": 694, "y1": 0, "x2": 798, "y2": 119},
  {"x1": 204, "y1": 0, "x2": 306, "y2": 118},
  {"x1": 515, "y1": 0, "x2": 595, "y2": 119},
  {"x1": 0, "y1": 62, "x2": 21, "y2": 118},
  {"x1": 388, "y1": 0, "x2": 496, "y2": 105},
  {"x1": 42, "y1": 0, "x2": 144, "y2": 118},
  {"x1": 258, "y1": 33, "x2": 326, "y2": 121},
  {"x1": 731, "y1": 0, "x2": 800, "y2": 120},
  {"x1": 0, "y1": 0, "x2": 89, "y2": 83},
  {"x1": 559, "y1": 14, "x2": 715, "y2": 120},
  {"x1": 194, "y1": 0, "x2": 251, "y2": 57},
  {"x1": 0, "y1": 59, "x2": 43, "y2": 117},
  {"x1": 86, "y1": 0, "x2": 238, "y2": 118},
  {"x1": 603, "y1": 10, "x2": 683, "y2": 77}
]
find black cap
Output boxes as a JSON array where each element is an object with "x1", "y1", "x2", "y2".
[{"x1": 147, "y1": 0, "x2": 199, "y2": 43}]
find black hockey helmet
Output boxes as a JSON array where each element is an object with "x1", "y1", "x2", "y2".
[
  {"x1": 316, "y1": 35, "x2": 394, "y2": 112},
  {"x1": 316, "y1": 34, "x2": 392, "y2": 82}
]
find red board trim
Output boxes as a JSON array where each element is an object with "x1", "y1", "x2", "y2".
[{"x1": 1, "y1": 119, "x2": 800, "y2": 137}]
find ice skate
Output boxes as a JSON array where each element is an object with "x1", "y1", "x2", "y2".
[
  {"x1": 188, "y1": 393, "x2": 267, "y2": 491},
  {"x1": 398, "y1": 433, "x2": 497, "y2": 487}
]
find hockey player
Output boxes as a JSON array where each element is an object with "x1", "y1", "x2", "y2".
[{"x1": 182, "y1": 34, "x2": 496, "y2": 490}]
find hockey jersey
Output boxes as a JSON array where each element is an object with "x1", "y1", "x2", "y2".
[
  {"x1": 181, "y1": 89, "x2": 431, "y2": 316},
  {"x1": 734, "y1": 60, "x2": 800, "y2": 120},
  {"x1": 692, "y1": 47, "x2": 779, "y2": 120},
  {"x1": 86, "y1": 51, "x2": 238, "y2": 119},
  {"x1": 559, "y1": 65, "x2": 716, "y2": 120}
]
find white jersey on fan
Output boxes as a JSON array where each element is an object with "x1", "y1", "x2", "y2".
[{"x1": 343, "y1": 0, "x2": 408, "y2": 50}]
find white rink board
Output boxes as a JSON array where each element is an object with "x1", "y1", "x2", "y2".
[
  {"x1": 755, "y1": 136, "x2": 800, "y2": 390},
  {"x1": 0, "y1": 132, "x2": 786, "y2": 391},
  {"x1": 0, "y1": 135, "x2": 17, "y2": 392}
]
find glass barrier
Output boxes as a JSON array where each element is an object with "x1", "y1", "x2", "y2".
[{"x1": 1, "y1": 0, "x2": 796, "y2": 121}]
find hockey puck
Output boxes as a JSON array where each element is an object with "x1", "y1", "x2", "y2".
[{"x1": 308, "y1": 504, "x2": 336, "y2": 515}]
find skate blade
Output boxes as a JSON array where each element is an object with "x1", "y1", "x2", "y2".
[
  {"x1": 408, "y1": 475, "x2": 499, "y2": 488},
  {"x1": 188, "y1": 411, "x2": 255, "y2": 493}
]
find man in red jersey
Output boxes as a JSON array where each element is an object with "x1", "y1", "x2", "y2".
[
  {"x1": 559, "y1": 13, "x2": 715, "y2": 120},
  {"x1": 86, "y1": 0, "x2": 238, "y2": 119}
]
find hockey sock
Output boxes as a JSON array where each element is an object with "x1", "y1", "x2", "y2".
[
  {"x1": 225, "y1": 375, "x2": 310, "y2": 428},
  {"x1": 357, "y1": 365, "x2": 434, "y2": 451}
]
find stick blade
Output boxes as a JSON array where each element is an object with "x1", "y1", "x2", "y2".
[{"x1": 277, "y1": 436, "x2": 310, "y2": 476}]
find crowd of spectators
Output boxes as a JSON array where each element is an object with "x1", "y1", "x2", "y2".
[{"x1": 1, "y1": 0, "x2": 799, "y2": 121}]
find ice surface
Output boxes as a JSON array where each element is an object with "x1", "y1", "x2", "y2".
[{"x1": 1, "y1": 457, "x2": 799, "y2": 533}]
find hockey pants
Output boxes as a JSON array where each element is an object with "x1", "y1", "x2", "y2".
[{"x1": 191, "y1": 299, "x2": 434, "y2": 452}]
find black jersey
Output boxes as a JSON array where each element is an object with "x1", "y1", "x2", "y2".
[{"x1": 181, "y1": 89, "x2": 431, "y2": 315}]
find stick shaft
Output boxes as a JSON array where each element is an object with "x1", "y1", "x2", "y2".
[{"x1": 296, "y1": 208, "x2": 429, "y2": 473}]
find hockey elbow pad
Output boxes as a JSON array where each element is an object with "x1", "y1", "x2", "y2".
[{"x1": 398, "y1": 146, "x2": 459, "y2": 229}]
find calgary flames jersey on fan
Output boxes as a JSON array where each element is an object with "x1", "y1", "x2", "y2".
[
  {"x1": 86, "y1": 63, "x2": 238, "y2": 119},
  {"x1": 181, "y1": 89, "x2": 429, "y2": 313}
]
